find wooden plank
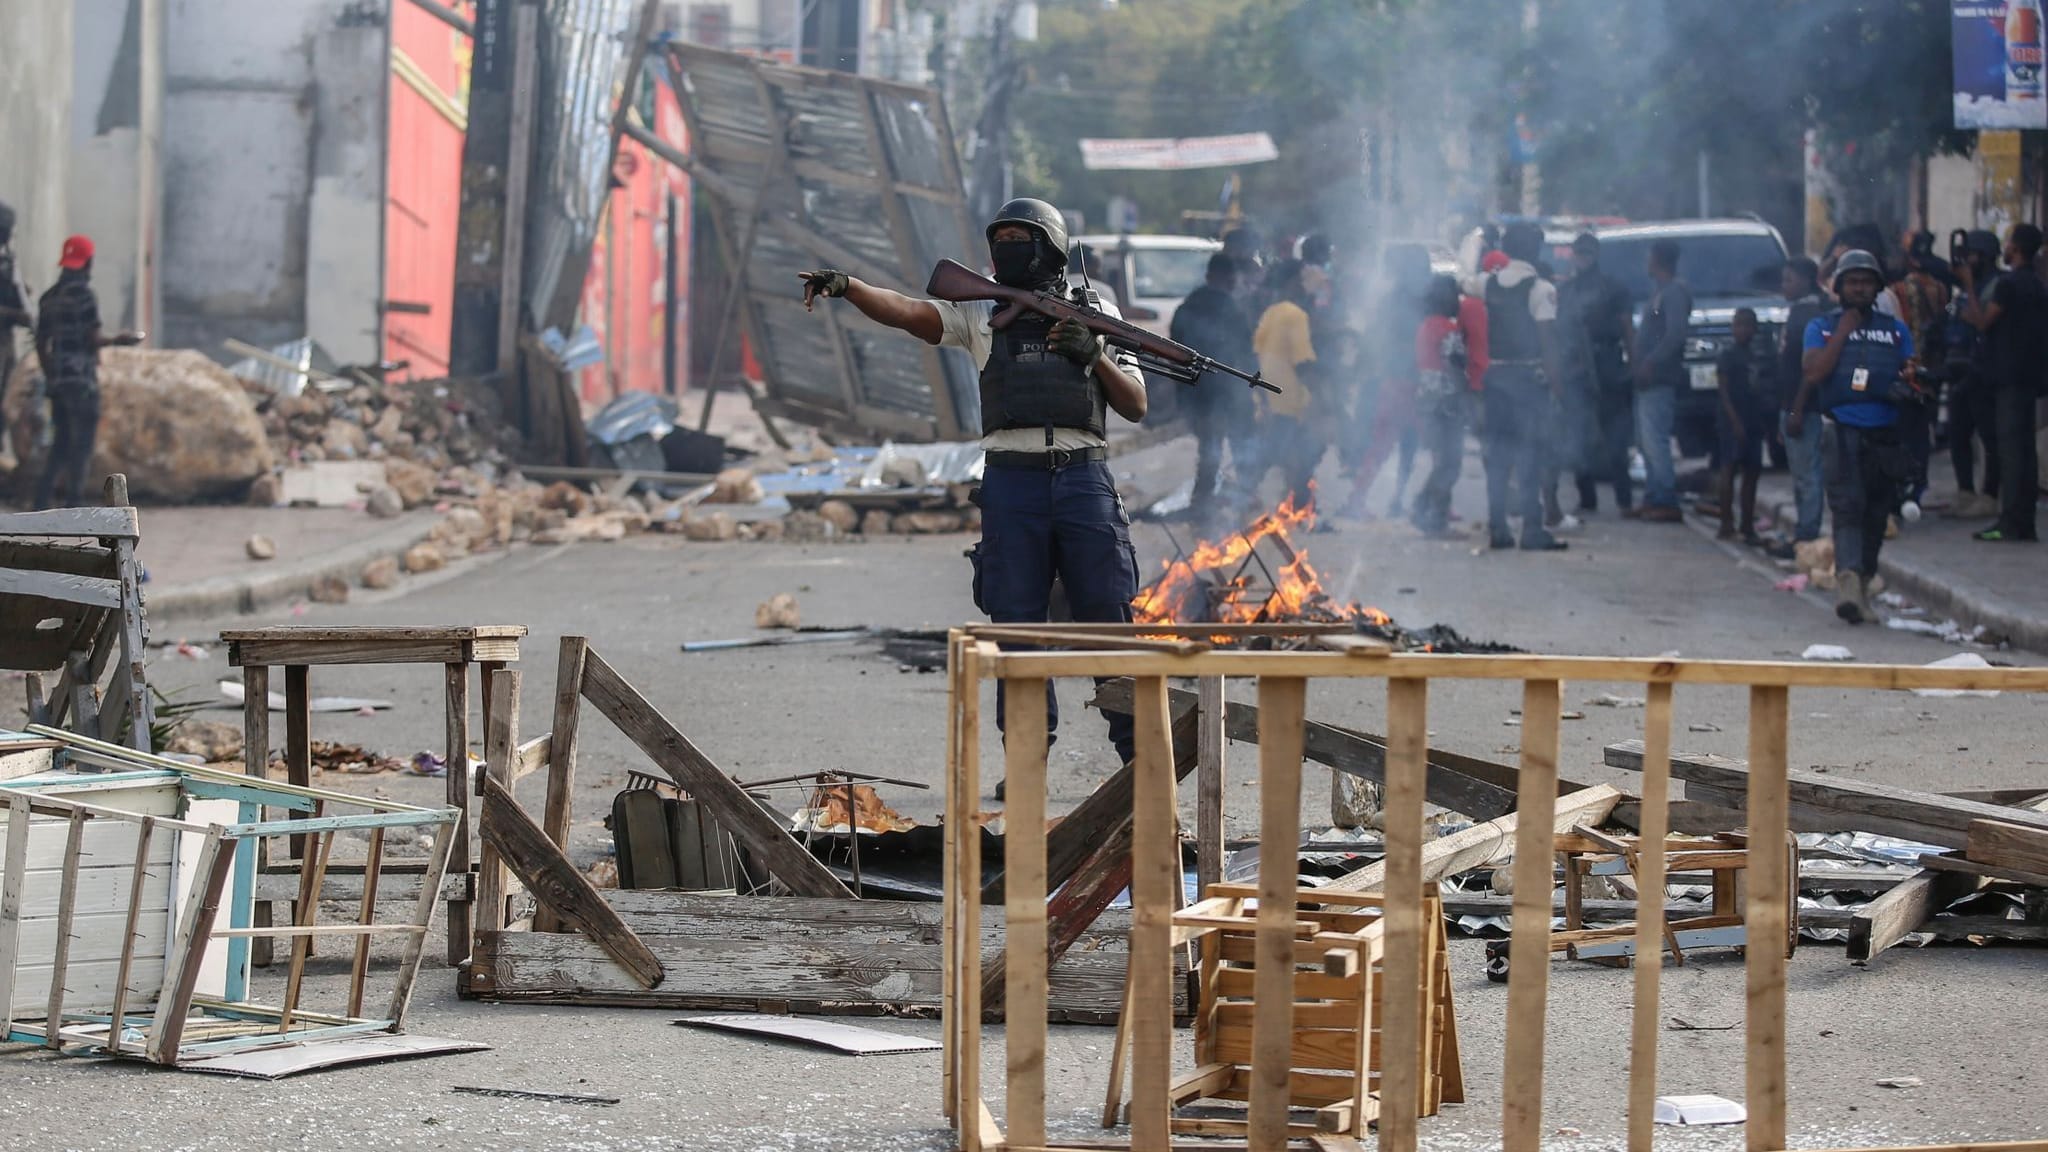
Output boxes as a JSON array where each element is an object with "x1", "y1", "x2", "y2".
[
  {"x1": 470, "y1": 921, "x2": 1178, "y2": 1018},
  {"x1": 579, "y1": 648, "x2": 850, "y2": 899},
  {"x1": 106, "y1": 494, "x2": 151, "y2": 752},
  {"x1": 476, "y1": 670, "x2": 521, "y2": 936},
  {"x1": 231, "y1": 640, "x2": 475, "y2": 666},
  {"x1": 347, "y1": 826, "x2": 384, "y2": 1017},
  {"x1": 511, "y1": 734, "x2": 552, "y2": 783},
  {"x1": 145, "y1": 829, "x2": 235, "y2": 1063},
  {"x1": 105, "y1": 816, "x2": 156, "y2": 1047},
  {"x1": 536, "y1": 636, "x2": 588, "y2": 933},
  {"x1": 284, "y1": 665, "x2": 312, "y2": 863},
  {"x1": 41, "y1": 809, "x2": 88, "y2": 1048},
  {"x1": 220, "y1": 625, "x2": 528, "y2": 642},
  {"x1": 1846, "y1": 869, "x2": 1986, "y2": 964},
  {"x1": 1005, "y1": 676, "x2": 1050, "y2": 1147},
  {"x1": 445, "y1": 662, "x2": 472, "y2": 966},
  {"x1": 0, "y1": 567, "x2": 124, "y2": 611},
  {"x1": 1128, "y1": 676, "x2": 1177, "y2": 1150},
  {"x1": 241, "y1": 663, "x2": 274, "y2": 968},
  {"x1": 1196, "y1": 676, "x2": 1227, "y2": 896},
  {"x1": 1502, "y1": 680, "x2": 1560, "y2": 1152},
  {"x1": 0, "y1": 506, "x2": 140, "y2": 538},
  {"x1": 1236, "y1": 676, "x2": 1302, "y2": 1139},
  {"x1": 1628, "y1": 682, "x2": 1673, "y2": 1152},
  {"x1": 942, "y1": 632, "x2": 962, "y2": 1124},
  {"x1": 1378, "y1": 677, "x2": 1426, "y2": 1152},
  {"x1": 987, "y1": 649, "x2": 2048, "y2": 692},
  {"x1": 1744, "y1": 685, "x2": 1790, "y2": 1152},
  {"x1": 0, "y1": 798, "x2": 31, "y2": 1032},
  {"x1": 1606, "y1": 742, "x2": 2048, "y2": 849},
  {"x1": 1967, "y1": 818, "x2": 2048, "y2": 875},
  {"x1": 958, "y1": 640, "x2": 984, "y2": 1146},
  {"x1": 479, "y1": 774, "x2": 662, "y2": 989},
  {"x1": 388, "y1": 819, "x2": 456, "y2": 1024},
  {"x1": 1324, "y1": 784, "x2": 1623, "y2": 894},
  {"x1": 1249, "y1": 677, "x2": 1306, "y2": 1152},
  {"x1": 1092, "y1": 679, "x2": 1516, "y2": 822},
  {"x1": 1917, "y1": 852, "x2": 2048, "y2": 888},
  {"x1": 278, "y1": 826, "x2": 335, "y2": 1034}
]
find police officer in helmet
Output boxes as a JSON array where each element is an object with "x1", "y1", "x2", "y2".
[
  {"x1": 1789, "y1": 249, "x2": 1921, "y2": 625},
  {"x1": 800, "y1": 198, "x2": 1149, "y2": 789}
]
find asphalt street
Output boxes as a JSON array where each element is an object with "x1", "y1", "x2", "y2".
[{"x1": 2, "y1": 438, "x2": 2042, "y2": 1148}]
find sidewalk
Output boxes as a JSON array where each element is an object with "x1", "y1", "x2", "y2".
[
  {"x1": 1757, "y1": 468, "x2": 2048, "y2": 654},
  {"x1": 136, "y1": 506, "x2": 439, "y2": 622}
]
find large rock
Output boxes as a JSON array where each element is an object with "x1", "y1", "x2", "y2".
[{"x1": 5, "y1": 348, "x2": 275, "y2": 502}]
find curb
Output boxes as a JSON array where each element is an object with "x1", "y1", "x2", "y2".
[
  {"x1": 145, "y1": 514, "x2": 439, "y2": 623},
  {"x1": 1761, "y1": 492, "x2": 2048, "y2": 655}
]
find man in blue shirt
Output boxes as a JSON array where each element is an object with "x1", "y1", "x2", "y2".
[{"x1": 1788, "y1": 250, "x2": 1919, "y2": 624}]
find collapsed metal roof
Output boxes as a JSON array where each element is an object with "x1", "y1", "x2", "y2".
[{"x1": 664, "y1": 42, "x2": 980, "y2": 442}]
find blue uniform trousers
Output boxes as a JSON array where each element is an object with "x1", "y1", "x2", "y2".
[{"x1": 974, "y1": 458, "x2": 1139, "y2": 762}]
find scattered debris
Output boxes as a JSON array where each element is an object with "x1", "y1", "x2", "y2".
[
  {"x1": 275, "y1": 741, "x2": 407, "y2": 775},
  {"x1": 1876, "y1": 1077, "x2": 1924, "y2": 1089},
  {"x1": 754, "y1": 592, "x2": 802, "y2": 630},
  {"x1": 1666, "y1": 1017, "x2": 1737, "y2": 1031},
  {"x1": 679, "y1": 628, "x2": 872, "y2": 653},
  {"x1": 409, "y1": 751, "x2": 448, "y2": 777},
  {"x1": 1687, "y1": 721, "x2": 1723, "y2": 733},
  {"x1": 1911, "y1": 652, "x2": 2002, "y2": 698},
  {"x1": 675, "y1": 1015, "x2": 942, "y2": 1056},
  {"x1": 246, "y1": 534, "x2": 276, "y2": 561},
  {"x1": 1654, "y1": 1095, "x2": 1746, "y2": 1125},
  {"x1": 218, "y1": 679, "x2": 394, "y2": 713},
  {"x1": 364, "y1": 485, "x2": 405, "y2": 519},
  {"x1": 1801, "y1": 644, "x2": 1855, "y2": 662},
  {"x1": 404, "y1": 542, "x2": 447, "y2": 574},
  {"x1": 1773, "y1": 573, "x2": 1809, "y2": 592},
  {"x1": 1589, "y1": 693, "x2": 1646, "y2": 708},
  {"x1": 164, "y1": 720, "x2": 244, "y2": 763},
  {"x1": 451, "y1": 1086, "x2": 620, "y2": 1106},
  {"x1": 362, "y1": 555, "x2": 401, "y2": 589},
  {"x1": 308, "y1": 574, "x2": 350, "y2": 604}
]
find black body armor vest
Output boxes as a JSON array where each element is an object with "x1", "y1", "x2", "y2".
[
  {"x1": 1485, "y1": 274, "x2": 1541, "y2": 362},
  {"x1": 978, "y1": 287, "x2": 1107, "y2": 440}
]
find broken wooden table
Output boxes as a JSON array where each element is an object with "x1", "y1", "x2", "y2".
[{"x1": 221, "y1": 625, "x2": 526, "y2": 965}]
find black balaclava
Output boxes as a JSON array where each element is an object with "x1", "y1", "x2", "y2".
[{"x1": 991, "y1": 231, "x2": 1063, "y2": 290}]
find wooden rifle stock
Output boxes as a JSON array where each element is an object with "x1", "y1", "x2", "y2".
[{"x1": 922, "y1": 259, "x2": 1278, "y2": 393}]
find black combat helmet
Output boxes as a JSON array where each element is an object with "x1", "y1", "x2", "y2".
[{"x1": 986, "y1": 198, "x2": 1070, "y2": 269}]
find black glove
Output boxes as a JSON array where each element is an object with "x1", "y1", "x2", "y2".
[
  {"x1": 798, "y1": 269, "x2": 850, "y2": 310},
  {"x1": 1048, "y1": 319, "x2": 1101, "y2": 365}
]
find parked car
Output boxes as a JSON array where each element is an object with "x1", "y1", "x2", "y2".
[
  {"x1": 1071, "y1": 233, "x2": 1223, "y2": 337},
  {"x1": 1585, "y1": 218, "x2": 1792, "y2": 459}
]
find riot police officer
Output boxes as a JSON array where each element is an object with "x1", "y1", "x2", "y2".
[
  {"x1": 800, "y1": 198, "x2": 1148, "y2": 785},
  {"x1": 1788, "y1": 250, "x2": 1920, "y2": 625}
]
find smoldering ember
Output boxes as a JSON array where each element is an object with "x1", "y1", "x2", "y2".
[{"x1": 3, "y1": 2, "x2": 2048, "y2": 1150}]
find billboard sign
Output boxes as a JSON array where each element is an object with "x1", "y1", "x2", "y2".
[{"x1": 1955, "y1": 0, "x2": 2048, "y2": 129}]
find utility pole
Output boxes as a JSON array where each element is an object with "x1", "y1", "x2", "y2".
[{"x1": 968, "y1": 0, "x2": 1024, "y2": 225}]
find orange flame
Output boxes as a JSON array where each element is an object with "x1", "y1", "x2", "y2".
[{"x1": 1130, "y1": 492, "x2": 1393, "y2": 629}]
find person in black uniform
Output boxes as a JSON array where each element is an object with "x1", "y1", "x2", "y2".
[
  {"x1": 1170, "y1": 252, "x2": 1255, "y2": 522},
  {"x1": 0, "y1": 201, "x2": 31, "y2": 457},
  {"x1": 34, "y1": 235, "x2": 141, "y2": 509},
  {"x1": 799, "y1": 199, "x2": 1149, "y2": 786}
]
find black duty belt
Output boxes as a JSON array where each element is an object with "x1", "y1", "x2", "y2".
[{"x1": 985, "y1": 446, "x2": 1108, "y2": 470}]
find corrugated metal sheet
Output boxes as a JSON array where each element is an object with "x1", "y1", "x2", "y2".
[
  {"x1": 524, "y1": 0, "x2": 642, "y2": 332},
  {"x1": 666, "y1": 42, "x2": 978, "y2": 441}
]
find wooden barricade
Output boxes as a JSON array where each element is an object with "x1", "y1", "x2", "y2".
[{"x1": 940, "y1": 624, "x2": 2048, "y2": 1152}]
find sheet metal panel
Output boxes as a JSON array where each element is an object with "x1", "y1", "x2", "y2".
[{"x1": 667, "y1": 42, "x2": 977, "y2": 440}]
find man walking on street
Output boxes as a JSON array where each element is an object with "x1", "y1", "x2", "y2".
[
  {"x1": 1478, "y1": 223, "x2": 1567, "y2": 551},
  {"x1": 34, "y1": 235, "x2": 140, "y2": 509},
  {"x1": 1956, "y1": 223, "x2": 2044, "y2": 543},
  {"x1": 1171, "y1": 252, "x2": 1256, "y2": 522},
  {"x1": 1628, "y1": 240, "x2": 1690, "y2": 522},
  {"x1": 1942, "y1": 232, "x2": 2003, "y2": 520},
  {"x1": 1251, "y1": 259, "x2": 1328, "y2": 515},
  {"x1": 1773, "y1": 257, "x2": 1829, "y2": 556},
  {"x1": 1790, "y1": 250, "x2": 1919, "y2": 623},
  {"x1": 1557, "y1": 232, "x2": 1635, "y2": 515},
  {"x1": 797, "y1": 198, "x2": 1149, "y2": 783}
]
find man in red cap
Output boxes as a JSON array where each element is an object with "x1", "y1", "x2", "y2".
[{"x1": 33, "y1": 235, "x2": 141, "y2": 508}]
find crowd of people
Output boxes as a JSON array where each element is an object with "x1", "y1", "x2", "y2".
[{"x1": 1170, "y1": 216, "x2": 2046, "y2": 623}]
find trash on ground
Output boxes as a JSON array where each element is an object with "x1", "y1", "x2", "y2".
[
  {"x1": 1773, "y1": 573, "x2": 1809, "y2": 592},
  {"x1": 1687, "y1": 721, "x2": 1722, "y2": 733},
  {"x1": 1800, "y1": 644, "x2": 1855, "y2": 662},
  {"x1": 451, "y1": 1086, "x2": 621, "y2": 1105},
  {"x1": 1589, "y1": 693, "x2": 1646, "y2": 708},
  {"x1": 218, "y1": 679, "x2": 395, "y2": 712},
  {"x1": 676, "y1": 1014, "x2": 942, "y2": 1056},
  {"x1": 1654, "y1": 1095, "x2": 1747, "y2": 1125},
  {"x1": 1876, "y1": 1076, "x2": 1924, "y2": 1089},
  {"x1": 1666, "y1": 1017, "x2": 1736, "y2": 1031},
  {"x1": 755, "y1": 592, "x2": 802, "y2": 630},
  {"x1": 1911, "y1": 652, "x2": 2002, "y2": 698}
]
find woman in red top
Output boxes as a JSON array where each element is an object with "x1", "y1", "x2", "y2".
[{"x1": 1410, "y1": 275, "x2": 1487, "y2": 535}]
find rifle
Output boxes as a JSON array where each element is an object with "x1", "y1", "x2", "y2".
[{"x1": 925, "y1": 258, "x2": 1279, "y2": 394}]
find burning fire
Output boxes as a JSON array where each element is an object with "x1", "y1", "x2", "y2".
[{"x1": 1130, "y1": 492, "x2": 1394, "y2": 629}]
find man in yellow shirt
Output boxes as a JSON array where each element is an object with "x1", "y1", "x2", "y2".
[{"x1": 1252, "y1": 259, "x2": 1326, "y2": 512}]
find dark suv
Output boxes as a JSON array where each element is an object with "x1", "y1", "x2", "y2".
[{"x1": 1586, "y1": 219, "x2": 1792, "y2": 458}]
